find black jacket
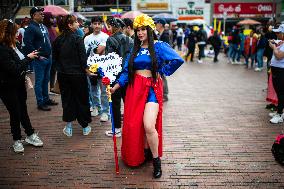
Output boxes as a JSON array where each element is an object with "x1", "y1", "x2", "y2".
[
  {"x1": 208, "y1": 35, "x2": 222, "y2": 49},
  {"x1": 159, "y1": 30, "x2": 170, "y2": 45},
  {"x1": 23, "y1": 20, "x2": 52, "y2": 58},
  {"x1": 0, "y1": 44, "x2": 32, "y2": 86},
  {"x1": 53, "y1": 31, "x2": 88, "y2": 75},
  {"x1": 105, "y1": 32, "x2": 134, "y2": 67}
]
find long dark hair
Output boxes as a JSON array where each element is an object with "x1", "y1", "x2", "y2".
[{"x1": 128, "y1": 26, "x2": 158, "y2": 85}]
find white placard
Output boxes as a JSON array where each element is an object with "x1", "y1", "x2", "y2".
[{"x1": 87, "y1": 52, "x2": 123, "y2": 84}]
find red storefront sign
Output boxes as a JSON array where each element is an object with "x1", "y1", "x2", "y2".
[{"x1": 214, "y1": 3, "x2": 274, "y2": 18}]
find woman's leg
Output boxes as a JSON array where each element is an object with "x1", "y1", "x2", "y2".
[{"x1": 143, "y1": 102, "x2": 159, "y2": 158}]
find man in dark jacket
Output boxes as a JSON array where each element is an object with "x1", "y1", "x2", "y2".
[
  {"x1": 208, "y1": 31, "x2": 222, "y2": 62},
  {"x1": 24, "y1": 7, "x2": 57, "y2": 111},
  {"x1": 105, "y1": 17, "x2": 134, "y2": 137},
  {"x1": 155, "y1": 18, "x2": 170, "y2": 102}
]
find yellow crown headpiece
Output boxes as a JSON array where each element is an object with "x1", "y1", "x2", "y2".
[{"x1": 133, "y1": 14, "x2": 156, "y2": 31}]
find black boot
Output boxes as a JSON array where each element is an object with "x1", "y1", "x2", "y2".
[
  {"x1": 153, "y1": 157, "x2": 162, "y2": 178},
  {"x1": 144, "y1": 148, "x2": 153, "y2": 162}
]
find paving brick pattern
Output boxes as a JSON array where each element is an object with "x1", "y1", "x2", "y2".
[{"x1": 0, "y1": 55, "x2": 284, "y2": 188}]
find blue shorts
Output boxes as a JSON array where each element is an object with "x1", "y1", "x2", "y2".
[{"x1": 147, "y1": 87, "x2": 158, "y2": 103}]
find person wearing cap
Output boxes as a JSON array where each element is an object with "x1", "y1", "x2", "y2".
[
  {"x1": 110, "y1": 14, "x2": 184, "y2": 178},
  {"x1": 268, "y1": 24, "x2": 284, "y2": 124},
  {"x1": 23, "y1": 7, "x2": 58, "y2": 111},
  {"x1": 104, "y1": 17, "x2": 134, "y2": 138}
]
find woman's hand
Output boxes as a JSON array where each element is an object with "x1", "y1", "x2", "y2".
[
  {"x1": 27, "y1": 51, "x2": 39, "y2": 59},
  {"x1": 269, "y1": 40, "x2": 277, "y2": 50},
  {"x1": 110, "y1": 83, "x2": 120, "y2": 94},
  {"x1": 85, "y1": 69, "x2": 97, "y2": 76}
]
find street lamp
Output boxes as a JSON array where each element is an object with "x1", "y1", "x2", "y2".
[{"x1": 223, "y1": 11, "x2": 227, "y2": 35}]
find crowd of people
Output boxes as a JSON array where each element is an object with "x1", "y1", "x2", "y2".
[
  {"x1": 0, "y1": 7, "x2": 185, "y2": 179},
  {"x1": 1, "y1": 4, "x2": 284, "y2": 179}
]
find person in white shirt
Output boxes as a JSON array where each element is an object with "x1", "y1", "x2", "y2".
[
  {"x1": 268, "y1": 24, "x2": 284, "y2": 124},
  {"x1": 84, "y1": 16, "x2": 110, "y2": 122},
  {"x1": 176, "y1": 25, "x2": 183, "y2": 51}
]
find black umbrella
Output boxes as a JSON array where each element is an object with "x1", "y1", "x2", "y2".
[{"x1": 152, "y1": 13, "x2": 177, "y2": 23}]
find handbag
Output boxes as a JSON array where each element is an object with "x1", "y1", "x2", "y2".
[{"x1": 25, "y1": 76, "x2": 33, "y2": 90}]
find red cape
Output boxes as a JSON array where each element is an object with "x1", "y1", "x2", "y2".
[{"x1": 121, "y1": 74, "x2": 163, "y2": 166}]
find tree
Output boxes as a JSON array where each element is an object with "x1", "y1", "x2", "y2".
[{"x1": 0, "y1": 0, "x2": 24, "y2": 20}]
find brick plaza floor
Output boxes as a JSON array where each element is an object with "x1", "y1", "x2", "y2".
[{"x1": 0, "y1": 54, "x2": 284, "y2": 188}]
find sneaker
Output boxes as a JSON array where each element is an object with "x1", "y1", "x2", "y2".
[
  {"x1": 197, "y1": 60, "x2": 203, "y2": 64},
  {"x1": 63, "y1": 126, "x2": 72, "y2": 137},
  {"x1": 270, "y1": 114, "x2": 283, "y2": 124},
  {"x1": 105, "y1": 129, "x2": 121, "y2": 137},
  {"x1": 254, "y1": 68, "x2": 262, "y2": 72},
  {"x1": 37, "y1": 105, "x2": 51, "y2": 111},
  {"x1": 49, "y1": 91, "x2": 59, "y2": 96},
  {"x1": 100, "y1": 113, "x2": 108, "y2": 122},
  {"x1": 13, "y1": 140, "x2": 24, "y2": 153},
  {"x1": 45, "y1": 99, "x2": 58, "y2": 106},
  {"x1": 91, "y1": 107, "x2": 99, "y2": 117},
  {"x1": 25, "y1": 133, "x2": 43, "y2": 147},
  {"x1": 83, "y1": 126, "x2": 92, "y2": 136},
  {"x1": 269, "y1": 112, "x2": 277, "y2": 118}
]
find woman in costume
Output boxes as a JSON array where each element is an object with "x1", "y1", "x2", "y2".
[
  {"x1": 110, "y1": 14, "x2": 184, "y2": 178},
  {"x1": 53, "y1": 15, "x2": 93, "y2": 136}
]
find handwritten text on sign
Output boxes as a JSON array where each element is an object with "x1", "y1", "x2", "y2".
[{"x1": 87, "y1": 52, "x2": 122, "y2": 84}]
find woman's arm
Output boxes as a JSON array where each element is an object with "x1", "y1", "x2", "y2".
[
  {"x1": 157, "y1": 42, "x2": 184, "y2": 76},
  {"x1": 270, "y1": 41, "x2": 284, "y2": 60}
]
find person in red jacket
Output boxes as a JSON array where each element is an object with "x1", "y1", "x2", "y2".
[{"x1": 244, "y1": 31, "x2": 258, "y2": 68}]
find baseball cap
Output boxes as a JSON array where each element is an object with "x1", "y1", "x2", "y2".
[
  {"x1": 155, "y1": 18, "x2": 166, "y2": 26},
  {"x1": 30, "y1": 7, "x2": 44, "y2": 17},
  {"x1": 272, "y1": 24, "x2": 284, "y2": 33}
]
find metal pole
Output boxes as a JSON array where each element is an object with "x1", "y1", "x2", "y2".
[
  {"x1": 116, "y1": 0, "x2": 119, "y2": 16},
  {"x1": 69, "y1": 0, "x2": 74, "y2": 13},
  {"x1": 223, "y1": 12, "x2": 227, "y2": 34}
]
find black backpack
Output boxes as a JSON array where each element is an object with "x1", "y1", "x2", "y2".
[
  {"x1": 108, "y1": 34, "x2": 134, "y2": 66},
  {"x1": 271, "y1": 134, "x2": 284, "y2": 165}
]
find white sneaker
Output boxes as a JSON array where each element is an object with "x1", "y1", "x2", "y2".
[
  {"x1": 105, "y1": 129, "x2": 121, "y2": 137},
  {"x1": 270, "y1": 113, "x2": 283, "y2": 124},
  {"x1": 197, "y1": 60, "x2": 203, "y2": 63},
  {"x1": 91, "y1": 107, "x2": 99, "y2": 117},
  {"x1": 100, "y1": 113, "x2": 108, "y2": 122},
  {"x1": 25, "y1": 133, "x2": 43, "y2": 147},
  {"x1": 13, "y1": 140, "x2": 24, "y2": 153},
  {"x1": 269, "y1": 112, "x2": 277, "y2": 118},
  {"x1": 254, "y1": 68, "x2": 262, "y2": 72}
]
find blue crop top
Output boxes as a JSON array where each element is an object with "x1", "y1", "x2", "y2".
[{"x1": 117, "y1": 41, "x2": 184, "y2": 87}]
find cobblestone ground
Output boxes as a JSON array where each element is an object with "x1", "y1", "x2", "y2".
[{"x1": 0, "y1": 54, "x2": 284, "y2": 188}]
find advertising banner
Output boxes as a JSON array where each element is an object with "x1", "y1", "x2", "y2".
[{"x1": 213, "y1": 3, "x2": 274, "y2": 18}]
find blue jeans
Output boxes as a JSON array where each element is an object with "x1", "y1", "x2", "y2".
[
  {"x1": 227, "y1": 44, "x2": 233, "y2": 59},
  {"x1": 33, "y1": 57, "x2": 52, "y2": 106},
  {"x1": 231, "y1": 44, "x2": 240, "y2": 62},
  {"x1": 256, "y1": 48, "x2": 265, "y2": 68},
  {"x1": 90, "y1": 78, "x2": 109, "y2": 115}
]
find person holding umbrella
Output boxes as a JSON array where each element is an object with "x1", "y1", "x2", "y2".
[{"x1": 110, "y1": 14, "x2": 184, "y2": 178}]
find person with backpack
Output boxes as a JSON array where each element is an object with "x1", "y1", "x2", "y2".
[
  {"x1": 104, "y1": 17, "x2": 134, "y2": 137},
  {"x1": 110, "y1": 14, "x2": 184, "y2": 178}
]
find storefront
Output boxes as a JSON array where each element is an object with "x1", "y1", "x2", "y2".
[
  {"x1": 172, "y1": 0, "x2": 211, "y2": 25},
  {"x1": 212, "y1": 2, "x2": 275, "y2": 33}
]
